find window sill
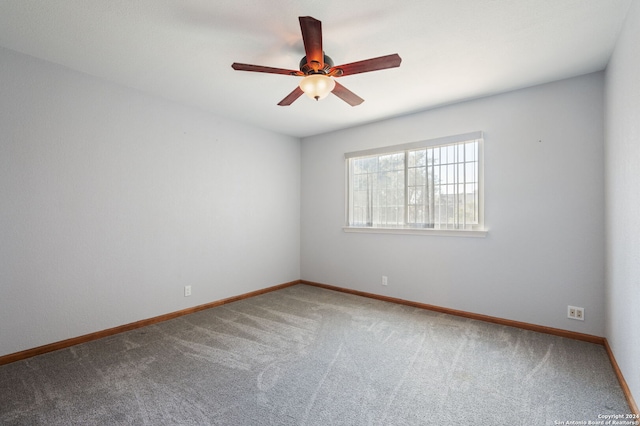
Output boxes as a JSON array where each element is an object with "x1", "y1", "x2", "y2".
[{"x1": 342, "y1": 226, "x2": 488, "y2": 238}]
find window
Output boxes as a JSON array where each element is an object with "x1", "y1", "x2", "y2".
[{"x1": 345, "y1": 131, "x2": 485, "y2": 236}]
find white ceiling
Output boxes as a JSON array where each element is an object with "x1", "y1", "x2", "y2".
[{"x1": 0, "y1": 0, "x2": 632, "y2": 138}]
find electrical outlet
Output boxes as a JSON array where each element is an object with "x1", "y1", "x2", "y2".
[
  {"x1": 382, "y1": 276, "x2": 388, "y2": 286},
  {"x1": 184, "y1": 285, "x2": 192, "y2": 297},
  {"x1": 567, "y1": 305, "x2": 584, "y2": 321}
]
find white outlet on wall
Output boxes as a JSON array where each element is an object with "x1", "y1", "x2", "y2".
[
  {"x1": 382, "y1": 276, "x2": 388, "y2": 286},
  {"x1": 567, "y1": 305, "x2": 584, "y2": 321},
  {"x1": 184, "y1": 285, "x2": 192, "y2": 297}
]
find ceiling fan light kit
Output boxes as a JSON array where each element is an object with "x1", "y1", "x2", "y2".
[
  {"x1": 231, "y1": 16, "x2": 401, "y2": 106},
  {"x1": 299, "y1": 74, "x2": 335, "y2": 101}
]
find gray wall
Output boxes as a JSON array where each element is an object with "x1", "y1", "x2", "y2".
[
  {"x1": 605, "y1": 0, "x2": 640, "y2": 406},
  {"x1": 301, "y1": 72, "x2": 606, "y2": 336},
  {"x1": 0, "y1": 47, "x2": 301, "y2": 357}
]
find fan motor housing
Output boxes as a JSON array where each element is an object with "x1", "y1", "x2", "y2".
[{"x1": 300, "y1": 54, "x2": 334, "y2": 75}]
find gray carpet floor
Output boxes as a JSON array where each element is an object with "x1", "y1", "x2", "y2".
[{"x1": 0, "y1": 284, "x2": 631, "y2": 425}]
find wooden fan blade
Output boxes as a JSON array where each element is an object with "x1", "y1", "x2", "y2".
[
  {"x1": 278, "y1": 86, "x2": 304, "y2": 106},
  {"x1": 329, "y1": 54, "x2": 402, "y2": 77},
  {"x1": 299, "y1": 16, "x2": 323, "y2": 71},
  {"x1": 332, "y1": 81, "x2": 364, "y2": 106},
  {"x1": 232, "y1": 63, "x2": 303, "y2": 76}
]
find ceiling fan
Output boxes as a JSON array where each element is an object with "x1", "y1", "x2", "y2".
[{"x1": 231, "y1": 16, "x2": 402, "y2": 106}]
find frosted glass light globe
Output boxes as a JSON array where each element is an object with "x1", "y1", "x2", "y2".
[{"x1": 299, "y1": 74, "x2": 336, "y2": 101}]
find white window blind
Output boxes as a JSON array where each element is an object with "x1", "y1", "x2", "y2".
[{"x1": 345, "y1": 132, "x2": 484, "y2": 234}]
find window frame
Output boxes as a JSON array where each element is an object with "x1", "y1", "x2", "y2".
[{"x1": 343, "y1": 131, "x2": 487, "y2": 237}]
